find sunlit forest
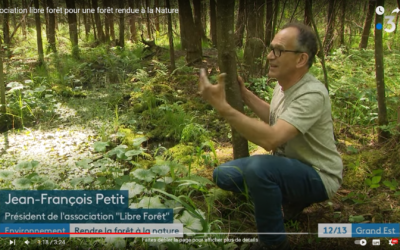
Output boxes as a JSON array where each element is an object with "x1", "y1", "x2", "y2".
[{"x1": 0, "y1": 0, "x2": 399, "y2": 249}]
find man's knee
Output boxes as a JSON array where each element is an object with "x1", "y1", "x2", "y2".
[
  {"x1": 212, "y1": 166, "x2": 230, "y2": 190},
  {"x1": 243, "y1": 155, "x2": 274, "y2": 187}
]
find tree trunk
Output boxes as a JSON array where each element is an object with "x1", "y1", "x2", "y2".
[
  {"x1": 309, "y1": 1, "x2": 329, "y2": 92},
  {"x1": 375, "y1": 0, "x2": 390, "y2": 142},
  {"x1": 104, "y1": 0, "x2": 111, "y2": 42},
  {"x1": 193, "y1": 0, "x2": 206, "y2": 40},
  {"x1": 217, "y1": 0, "x2": 249, "y2": 159},
  {"x1": 0, "y1": 49, "x2": 5, "y2": 117},
  {"x1": 3, "y1": 0, "x2": 10, "y2": 45},
  {"x1": 323, "y1": 0, "x2": 335, "y2": 55},
  {"x1": 272, "y1": 0, "x2": 279, "y2": 39},
  {"x1": 155, "y1": 0, "x2": 160, "y2": 32},
  {"x1": 304, "y1": 0, "x2": 312, "y2": 26},
  {"x1": 129, "y1": 0, "x2": 137, "y2": 42},
  {"x1": 119, "y1": 0, "x2": 125, "y2": 47},
  {"x1": 146, "y1": 0, "x2": 152, "y2": 39},
  {"x1": 202, "y1": 0, "x2": 207, "y2": 36},
  {"x1": 359, "y1": 0, "x2": 376, "y2": 49},
  {"x1": 34, "y1": 0, "x2": 44, "y2": 63},
  {"x1": 47, "y1": 0, "x2": 56, "y2": 52},
  {"x1": 93, "y1": 0, "x2": 105, "y2": 42},
  {"x1": 179, "y1": 5, "x2": 187, "y2": 49},
  {"x1": 235, "y1": 0, "x2": 246, "y2": 47},
  {"x1": 22, "y1": 0, "x2": 27, "y2": 38},
  {"x1": 178, "y1": 0, "x2": 202, "y2": 64},
  {"x1": 166, "y1": 0, "x2": 175, "y2": 72},
  {"x1": 90, "y1": 0, "x2": 97, "y2": 40},
  {"x1": 338, "y1": 0, "x2": 346, "y2": 46},
  {"x1": 0, "y1": 47, "x2": 9, "y2": 147},
  {"x1": 265, "y1": 0, "x2": 274, "y2": 46},
  {"x1": 210, "y1": 0, "x2": 217, "y2": 47},
  {"x1": 82, "y1": 1, "x2": 90, "y2": 39},
  {"x1": 43, "y1": 0, "x2": 49, "y2": 40},
  {"x1": 109, "y1": 2, "x2": 115, "y2": 41},
  {"x1": 244, "y1": 0, "x2": 265, "y2": 77},
  {"x1": 66, "y1": 0, "x2": 79, "y2": 58}
]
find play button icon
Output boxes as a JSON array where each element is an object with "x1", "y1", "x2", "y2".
[{"x1": 25, "y1": 240, "x2": 29, "y2": 245}]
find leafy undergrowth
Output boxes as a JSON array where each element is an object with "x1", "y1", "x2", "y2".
[{"x1": 0, "y1": 45, "x2": 399, "y2": 250}]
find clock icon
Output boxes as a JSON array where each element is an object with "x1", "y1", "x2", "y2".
[{"x1": 376, "y1": 6, "x2": 384, "y2": 15}]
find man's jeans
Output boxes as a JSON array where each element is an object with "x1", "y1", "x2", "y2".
[{"x1": 213, "y1": 155, "x2": 328, "y2": 245}]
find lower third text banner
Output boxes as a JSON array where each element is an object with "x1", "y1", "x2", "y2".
[{"x1": 0, "y1": 223, "x2": 183, "y2": 237}]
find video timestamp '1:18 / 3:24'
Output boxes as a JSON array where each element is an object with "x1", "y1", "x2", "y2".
[{"x1": 37, "y1": 239, "x2": 66, "y2": 245}]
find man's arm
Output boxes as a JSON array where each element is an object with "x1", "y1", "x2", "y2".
[
  {"x1": 242, "y1": 89, "x2": 271, "y2": 124},
  {"x1": 198, "y1": 69, "x2": 297, "y2": 150},
  {"x1": 219, "y1": 103, "x2": 298, "y2": 152},
  {"x1": 238, "y1": 77, "x2": 271, "y2": 123}
]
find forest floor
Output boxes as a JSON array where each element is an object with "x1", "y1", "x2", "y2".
[{"x1": 0, "y1": 44, "x2": 399, "y2": 249}]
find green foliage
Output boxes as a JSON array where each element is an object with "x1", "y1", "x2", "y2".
[
  {"x1": 364, "y1": 169, "x2": 383, "y2": 189},
  {"x1": 4, "y1": 80, "x2": 57, "y2": 129},
  {"x1": 383, "y1": 179, "x2": 399, "y2": 191},
  {"x1": 181, "y1": 123, "x2": 210, "y2": 144},
  {"x1": 342, "y1": 191, "x2": 369, "y2": 205},
  {"x1": 247, "y1": 77, "x2": 275, "y2": 102}
]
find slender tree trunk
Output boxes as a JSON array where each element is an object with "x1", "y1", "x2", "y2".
[
  {"x1": 82, "y1": 1, "x2": 90, "y2": 39},
  {"x1": 323, "y1": 0, "x2": 335, "y2": 55},
  {"x1": 34, "y1": 0, "x2": 44, "y2": 63},
  {"x1": 119, "y1": 0, "x2": 125, "y2": 47},
  {"x1": 104, "y1": 0, "x2": 110, "y2": 42},
  {"x1": 304, "y1": 0, "x2": 312, "y2": 26},
  {"x1": 217, "y1": 0, "x2": 249, "y2": 159},
  {"x1": 359, "y1": 0, "x2": 376, "y2": 49},
  {"x1": 155, "y1": 0, "x2": 160, "y2": 32},
  {"x1": 179, "y1": 5, "x2": 187, "y2": 49},
  {"x1": 244, "y1": 0, "x2": 265, "y2": 77},
  {"x1": 109, "y1": 2, "x2": 115, "y2": 41},
  {"x1": 47, "y1": 0, "x2": 56, "y2": 52},
  {"x1": 178, "y1": 0, "x2": 202, "y2": 64},
  {"x1": 309, "y1": 2, "x2": 329, "y2": 92},
  {"x1": 93, "y1": 0, "x2": 105, "y2": 42},
  {"x1": 265, "y1": 0, "x2": 273, "y2": 45},
  {"x1": 193, "y1": 0, "x2": 206, "y2": 40},
  {"x1": 3, "y1": 0, "x2": 10, "y2": 45},
  {"x1": 0, "y1": 47, "x2": 9, "y2": 147},
  {"x1": 146, "y1": 0, "x2": 152, "y2": 39},
  {"x1": 166, "y1": 0, "x2": 175, "y2": 72},
  {"x1": 235, "y1": 0, "x2": 246, "y2": 47},
  {"x1": 202, "y1": 0, "x2": 207, "y2": 36},
  {"x1": 375, "y1": 0, "x2": 390, "y2": 142},
  {"x1": 66, "y1": 0, "x2": 79, "y2": 58},
  {"x1": 129, "y1": 0, "x2": 137, "y2": 42},
  {"x1": 338, "y1": 0, "x2": 346, "y2": 46},
  {"x1": 271, "y1": 0, "x2": 279, "y2": 41},
  {"x1": 22, "y1": 0, "x2": 27, "y2": 38},
  {"x1": 210, "y1": 0, "x2": 217, "y2": 47},
  {"x1": 0, "y1": 48, "x2": 6, "y2": 117}
]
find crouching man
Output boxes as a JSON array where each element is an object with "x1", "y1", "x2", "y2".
[{"x1": 198, "y1": 22, "x2": 343, "y2": 250}]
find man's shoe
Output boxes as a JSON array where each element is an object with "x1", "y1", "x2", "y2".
[
  {"x1": 249, "y1": 239, "x2": 291, "y2": 250},
  {"x1": 282, "y1": 203, "x2": 310, "y2": 222}
]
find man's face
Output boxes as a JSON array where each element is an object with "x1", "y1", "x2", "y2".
[{"x1": 267, "y1": 27, "x2": 302, "y2": 80}]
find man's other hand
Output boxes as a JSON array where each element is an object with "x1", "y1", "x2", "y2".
[{"x1": 199, "y1": 68, "x2": 229, "y2": 112}]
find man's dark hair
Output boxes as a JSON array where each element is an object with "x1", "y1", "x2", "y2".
[{"x1": 282, "y1": 22, "x2": 318, "y2": 68}]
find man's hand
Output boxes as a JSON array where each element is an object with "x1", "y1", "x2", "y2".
[
  {"x1": 237, "y1": 76, "x2": 249, "y2": 103},
  {"x1": 198, "y1": 68, "x2": 230, "y2": 112}
]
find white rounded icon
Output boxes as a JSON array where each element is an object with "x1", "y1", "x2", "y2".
[
  {"x1": 376, "y1": 6, "x2": 385, "y2": 15},
  {"x1": 360, "y1": 239, "x2": 367, "y2": 246}
]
